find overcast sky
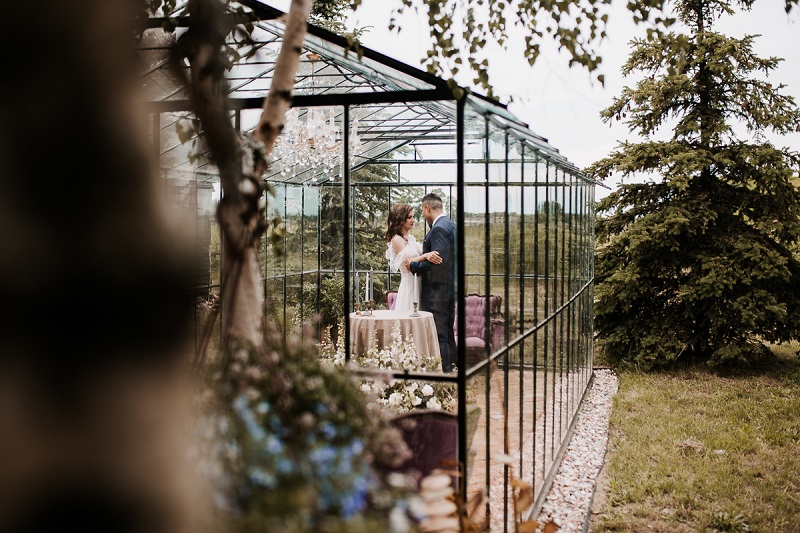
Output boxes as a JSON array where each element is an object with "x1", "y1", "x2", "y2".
[{"x1": 269, "y1": 1, "x2": 800, "y2": 199}]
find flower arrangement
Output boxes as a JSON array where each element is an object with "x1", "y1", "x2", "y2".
[
  {"x1": 191, "y1": 324, "x2": 416, "y2": 532},
  {"x1": 320, "y1": 321, "x2": 457, "y2": 414}
]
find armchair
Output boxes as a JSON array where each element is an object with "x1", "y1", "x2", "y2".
[
  {"x1": 385, "y1": 409, "x2": 458, "y2": 487},
  {"x1": 456, "y1": 294, "x2": 505, "y2": 367}
]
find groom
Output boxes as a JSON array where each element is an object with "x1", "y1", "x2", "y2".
[{"x1": 409, "y1": 193, "x2": 456, "y2": 372}]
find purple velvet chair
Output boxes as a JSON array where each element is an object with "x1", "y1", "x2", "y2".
[
  {"x1": 386, "y1": 290, "x2": 504, "y2": 367},
  {"x1": 457, "y1": 294, "x2": 505, "y2": 366},
  {"x1": 388, "y1": 409, "x2": 458, "y2": 487}
]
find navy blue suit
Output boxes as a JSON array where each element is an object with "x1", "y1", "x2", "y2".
[{"x1": 410, "y1": 216, "x2": 456, "y2": 372}]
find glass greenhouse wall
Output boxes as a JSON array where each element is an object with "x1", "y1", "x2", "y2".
[{"x1": 142, "y1": 2, "x2": 596, "y2": 529}]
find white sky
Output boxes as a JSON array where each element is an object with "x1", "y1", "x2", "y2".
[{"x1": 269, "y1": 1, "x2": 800, "y2": 199}]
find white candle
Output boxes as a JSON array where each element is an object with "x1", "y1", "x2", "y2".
[
  {"x1": 414, "y1": 273, "x2": 418, "y2": 303},
  {"x1": 365, "y1": 271, "x2": 369, "y2": 303},
  {"x1": 355, "y1": 272, "x2": 360, "y2": 304},
  {"x1": 369, "y1": 268, "x2": 374, "y2": 302}
]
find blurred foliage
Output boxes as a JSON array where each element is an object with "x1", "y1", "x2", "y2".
[{"x1": 193, "y1": 326, "x2": 417, "y2": 532}]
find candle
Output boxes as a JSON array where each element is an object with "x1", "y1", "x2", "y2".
[
  {"x1": 355, "y1": 272, "x2": 360, "y2": 304},
  {"x1": 414, "y1": 273, "x2": 418, "y2": 303},
  {"x1": 369, "y1": 268, "x2": 374, "y2": 302},
  {"x1": 364, "y1": 271, "x2": 369, "y2": 303}
]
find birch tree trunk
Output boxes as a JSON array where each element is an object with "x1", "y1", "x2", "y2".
[{"x1": 185, "y1": 0, "x2": 312, "y2": 347}]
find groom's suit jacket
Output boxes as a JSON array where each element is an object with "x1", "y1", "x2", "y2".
[{"x1": 410, "y1": 215, "x2": 456, "y2": 308}]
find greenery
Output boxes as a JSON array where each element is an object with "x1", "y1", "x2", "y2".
[
  {"x1": 589, "y1": 0, "x2": 800, "y2": 369},
  {"x1": 593, "y1": 344, "x2": 800, "y2": 532},
  {"x1": 362, "y1": 0, "x2": 677, "y2": 96}
]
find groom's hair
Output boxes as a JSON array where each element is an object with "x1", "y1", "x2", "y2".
[{"x1": 421, "y1": 193, "x2": 443, "y2": 211}]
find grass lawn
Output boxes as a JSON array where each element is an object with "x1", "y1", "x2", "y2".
[{"x1": 592, "y1": 344, "x2": 800, "y2": 532}]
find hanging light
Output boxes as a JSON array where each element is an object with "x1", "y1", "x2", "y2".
[{"x1": 273, "y1": 53, "x2": 362, "y2": 178}]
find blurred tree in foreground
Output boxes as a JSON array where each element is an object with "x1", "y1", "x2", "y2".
[
  {"x1": 589, "y1": 0, "x2": 800, "y2": 368},
  {"x1": 0, "y1": 1, "x2": 198, "y2": 531}
]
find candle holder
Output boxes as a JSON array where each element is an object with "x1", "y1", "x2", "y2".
[
  {"x1": 410, "y1": 302, "x2": 420, "y2": 317},
  {"x1": 362, "y1": 300, "x2": 373, "y2": 316},
  {"x1": 355, "y1": 303, "x2": 361, "y2": 316}
]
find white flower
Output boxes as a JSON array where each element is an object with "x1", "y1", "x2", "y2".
[
  {"x1": 407, "y1": 382, "x2": 419, "y2": 393},
  {"x1": 389, "y1": 392, "x2": 403, "y2": 406},
  {"x1": 421, "y1": 384, "x2": 434, "y2": 396},
  {"x1": 426, "y1": 397, "x2": 442, "y2": 410},
  {"x1": 412, "y1": 395, "x2": 422, "y2": 406},
  {"x1": 361, "y1": 383, "x2": 372, "y2": 393}
]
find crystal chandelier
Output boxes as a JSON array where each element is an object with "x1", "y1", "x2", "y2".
[{"x1": 273, "y1": 54, "x2": 362, "y2": 179}]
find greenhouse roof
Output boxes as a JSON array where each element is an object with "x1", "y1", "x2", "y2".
[{"x1": 142, "y1": 0, "x2": 589, "y2": 183}]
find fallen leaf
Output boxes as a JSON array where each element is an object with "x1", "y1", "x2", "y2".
[{"x1": 515, "y1": 484, "x2": 534, "y2": 511}]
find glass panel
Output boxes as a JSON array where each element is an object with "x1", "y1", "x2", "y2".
[
  {"x1": 284, "y1": 185, "x2": 304, "y2": 331},
  {"x1": 315, "y1": 184, "x2": 344, "y2": 340}
]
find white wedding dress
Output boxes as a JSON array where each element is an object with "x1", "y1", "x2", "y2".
[{"x1": 385, "y1": 234, "x2": 422, "y2": 311}]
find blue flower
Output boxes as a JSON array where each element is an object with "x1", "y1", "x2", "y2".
[
  {"x1": 276, "y1": 457, "x2": 295, "y2": 475},
  {"x1": 264, "y1": 434, "x2": 283, "y2": 455},
  {"x1": 309, "y1": 445, "x2": 338, "y2": 477},
  {"x1": 319, "y1": 421, "x2": 337, "y2": 439},
  {"x1": 249, "y1": 467, "x2": 277, "y2": 489},
  {"x1": 349, "y1": 438, "x2": 364, "y2": 456},
  {"x1": 339, "y1": 487, "x2": 367, "y2": 517}
]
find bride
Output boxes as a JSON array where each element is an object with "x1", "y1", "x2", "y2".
[{"x1": 385, "y1": 203, "x2": 441, "y2": 311}]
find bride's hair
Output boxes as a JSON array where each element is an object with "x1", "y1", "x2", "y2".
[{"x1": 385, "y1": 203, "x2": 413, "y2": 242}]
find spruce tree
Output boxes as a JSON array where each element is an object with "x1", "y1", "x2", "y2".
[{"x1": 589, "y1": 0, "x2": 800, "y2": 368}]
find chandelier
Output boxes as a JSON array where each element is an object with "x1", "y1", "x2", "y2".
[{"x1": 273, "y1": 54, "x2": 362, "y2": 179}]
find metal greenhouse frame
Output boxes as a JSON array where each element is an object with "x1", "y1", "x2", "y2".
[{"x1": 142, "y1": 1, "x2": 597, "y2": 529}]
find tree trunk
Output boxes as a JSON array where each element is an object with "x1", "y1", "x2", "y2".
[{"x1": 186, "y1": 0, "x2": 312, "y2": 347}]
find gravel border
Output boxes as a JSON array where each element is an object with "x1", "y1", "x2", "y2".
[{"x1": 535, "y1": 369, "x2": 619, "y2": 532}]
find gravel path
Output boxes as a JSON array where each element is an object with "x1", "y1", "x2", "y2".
[{"x1": 535, "y1": 369, "x2": 619, "y2": 532}]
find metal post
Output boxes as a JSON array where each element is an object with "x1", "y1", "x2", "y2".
[{"x1": 343, "y1": 105, "x2": 352, "y2": 363}]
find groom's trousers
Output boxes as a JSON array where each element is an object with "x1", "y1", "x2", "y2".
[{"x1": 429, "y1": 298, "x2": 456, "y2": 372}]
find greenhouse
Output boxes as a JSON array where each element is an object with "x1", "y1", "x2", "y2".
[{"x1": 142, "y1": 1, "x2": 597, "y2": 528}]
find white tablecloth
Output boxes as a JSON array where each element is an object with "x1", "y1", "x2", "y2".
[{"x1": 350, "y1": 309, "x2": 440, "y2": 360}]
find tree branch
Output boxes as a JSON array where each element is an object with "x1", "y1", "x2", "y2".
[{"x1": 255, "y1": 0, "x2": 313, "y2": 153}]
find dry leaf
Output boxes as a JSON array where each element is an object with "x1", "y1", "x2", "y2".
[
  {"x1": 510, "y1": 476, "x2": 527, "y2": 488},
  {"x1": 515, "y1": 484, "x2": 534, "y2": 511},
  {"x1": 517, "y1": 520, "x2": 540, "y2": 533}
]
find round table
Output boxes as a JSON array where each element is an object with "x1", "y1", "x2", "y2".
[{"x1": 349, "y1": 309, "x2": 440, "y2": 360}]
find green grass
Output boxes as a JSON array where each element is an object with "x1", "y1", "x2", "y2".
[{"x1": 594, "y1": 345, "x2": 800, "y2": 532}]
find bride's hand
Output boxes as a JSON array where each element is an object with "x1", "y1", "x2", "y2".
[{"x1": 427, "y1": 251, "x2": 442, "y2": 264}]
